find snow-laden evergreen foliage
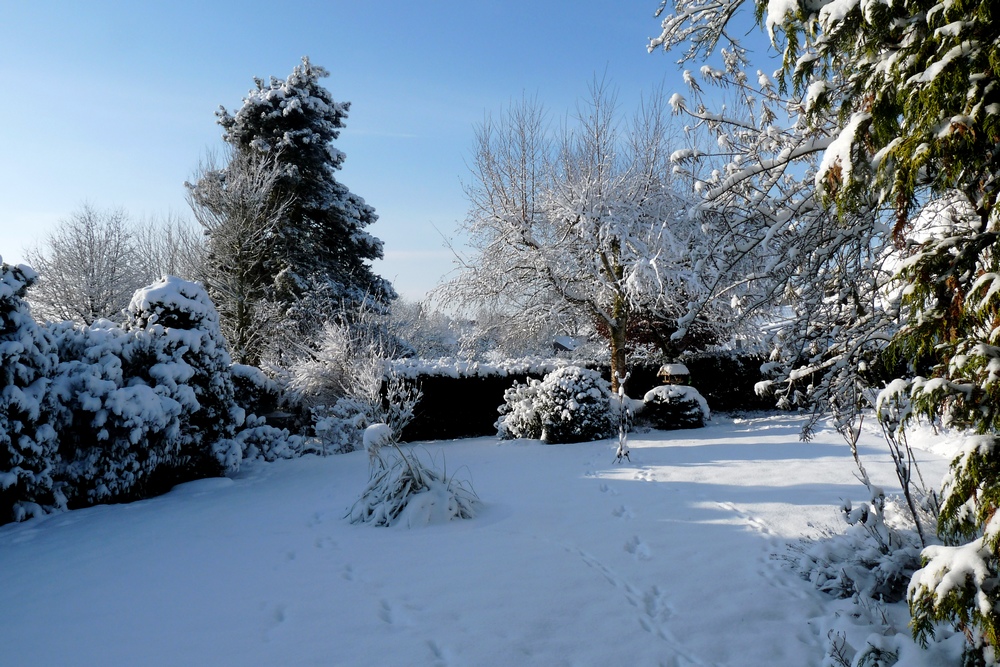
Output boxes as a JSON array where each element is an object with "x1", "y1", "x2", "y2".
[
  {"x1": 46, "y1": 319, "x2": 184, "y2": 506},
  {"x1": 0, "y1": 259, "x2": 59, "y2": 522},
  {"x1": 498, "y1": 366, "x2": 614, "y2": 444},
  {"x1": 651, "y1": 0, "x2": 1000, "y2": 659},
  {"x1": 230, "y1": 362, "x2": 282, "y2": 423},
  {"x1": 0, "y1": 266, "x2": 318, "y2": 524},
  {"x1": 123, "y1": 276, "x2": 241, "y2": 480},
  {"x1": 39, "y1": 277, "x2": 245, "y2": 505},
  {"x1": 641, "y1": 384, "x2": 709, "y2": 429},
  {"x1": 193, "y1": 56, "x2": 394, "y2": 363}
]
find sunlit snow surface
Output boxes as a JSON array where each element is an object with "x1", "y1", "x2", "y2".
[{"x1": 0, "y1": 414, "x2": 963, "y2": 666}]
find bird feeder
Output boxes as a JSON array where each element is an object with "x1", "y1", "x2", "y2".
[{"x1": 657, "y1": 363, "x2": 690, "y2": 386}]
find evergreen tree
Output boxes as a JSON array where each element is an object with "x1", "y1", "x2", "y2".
[
  {"x1": 0, "y1": 259, "x2": 59, "y2": 521},
  {"x1": 195, "y1": 56, "x2": 394, "y2": 360},
  {"x1": 651, "y1": 0, "x2": 999, "y2": 658},
  {"x1": 123, "y1": 276, "x2": 240, "y2": 482}
]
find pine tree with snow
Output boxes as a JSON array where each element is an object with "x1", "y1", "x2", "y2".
[
  {"x1": 196, "y1": 56, "x2": 394, "y2": 359},
  {"x1": 0, "y1": 259, "x2": 59, "y2": 521}
]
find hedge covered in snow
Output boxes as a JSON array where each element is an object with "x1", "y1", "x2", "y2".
[
  {"x1": 389, "y1": 356, "x2": 579, "y2": 380},
  {"x1": 0, "y1": 263, "x2": 300, "y2": 524},
  {"x1": 398, "y1": 353, "x2": 771, "y2": 442}
]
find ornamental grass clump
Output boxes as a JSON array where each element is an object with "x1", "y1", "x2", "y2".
[{"x1": 348, "y1": 423, "x2": 478, "y2": 528}]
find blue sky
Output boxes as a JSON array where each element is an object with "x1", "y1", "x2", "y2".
[{"x1": 0, "y1": 1, "x2": 763, "y2": 301}]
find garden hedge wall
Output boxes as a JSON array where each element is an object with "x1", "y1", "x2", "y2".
[{"x1": 398, "y1": 351, "x2": 774, "y2": 442}]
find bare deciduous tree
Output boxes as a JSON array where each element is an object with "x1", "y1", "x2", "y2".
[
  {"x1": 440, "y1": 82, "x2": 720, "y2": 389},
  {"x1": 186, "y1": 148, "x2": 293, "y2": 365},
  {"x1": 135, "y1": 212, "x2": 206, "y2": 283},
  {"x1": 26, "y1": 205, "x2": 147, "y2": 324}
]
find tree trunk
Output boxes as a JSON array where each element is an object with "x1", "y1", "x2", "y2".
[
  {"x1": 610, "y1": 324, "x2": 627, "y2": 394},
  {"x1": 609, "y1": 294, "x2": 628, "y2": 393}
]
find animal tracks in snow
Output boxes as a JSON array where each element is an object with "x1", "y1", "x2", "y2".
[
  {"x1": 624, "y1": 535, "x2": 652, "y2": 560},
  {"x1": 715, "y1": 501, "x2": 776, "y2": 539},
  {"x1": 598, "y1": 482, "x2": 620, "y2": 496},
  {"x1": 571, "y1": 545, "x2": 706, "y2": 666},
  {"x1": 632, "y1": 468, "x2": 655, "y2": 483},
  {"x1": 612, "y1": 504, "x2": 634, "y2": 520}
]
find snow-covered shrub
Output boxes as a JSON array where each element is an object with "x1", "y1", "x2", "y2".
[
  {"x1": 227, "y1": 365, "x2": 307, "y2": 466},
  {"x1": 640, "y1": 385, "x2": 710, "y2": 430},
  {"x1": 348, "y1": 423, "x2": 478, "y2": 527},
  {"x1": 290, "y1": 318, "x2": 422, "y2": 453},
  {"x1": 123, "y1": 276, "x2": 240, "y2": 480},
  {"x1": 310, "y1": 371, "x2": 421, "y2": 454},
  {"x1": 535, "y1": 366, "x2": 614, "y2": 444},
  {"x1": 788, "y1": 491, "x2": 941, "y2": 667},
  {"x1": 46, "y1": 320, "x2": 185, "y2": 506},
  {"x1": 496, "y1": 377, "x2": 543, "y2": 440},
  {"x1": 312, "y1": 397, "x2": 370, "y2": 455},
  {"x1": 0, "y1": 260, "x2": 60, "y2": 521},
  {"x1": 230, "y1": 363, "x2": 282, "y2": 423},
  {"x1": 228, "y1": 414, "x2": 306, "y2": 466},
  {"x1": 497, "y1": 366, "x2": 614, "y2": 444},
  {"x1": 793, "y1": 518, "x2": 922, "y2": 603}
]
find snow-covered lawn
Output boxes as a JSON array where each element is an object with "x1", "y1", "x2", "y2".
[{"x1": 0, "y1": 414, "x2": 961, "y2": 666}]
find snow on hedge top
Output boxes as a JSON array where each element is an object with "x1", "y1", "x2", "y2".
[{"x1": 389, "y1": 356, "x2": 581, "y2": 379}]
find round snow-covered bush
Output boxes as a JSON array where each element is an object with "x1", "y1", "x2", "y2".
[
  {"x1": 641, "y1": 385, "x2": 710, "y2": 429},
  {"x1": 496, "y1": 377, "x2": 543, "y2": 440},
  {"x1": 535, "y1": 366, "x2": 614, "y2": 443},
  {"x1": 498, "y1": 366, "x2": 614, "y2": 444}
]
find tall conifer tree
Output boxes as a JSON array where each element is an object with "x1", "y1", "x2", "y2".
[{"x1": 192, "y1": 57, "x2": 394, "y2": 360}]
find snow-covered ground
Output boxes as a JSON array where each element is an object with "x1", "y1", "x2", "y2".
[{"x1": 0, "y1": 414, "x2": 962, "y2": 666}]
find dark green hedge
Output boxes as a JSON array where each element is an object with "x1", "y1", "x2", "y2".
[{"x1": 398, "y1": 352, "x2": 773, "y2": 442}]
